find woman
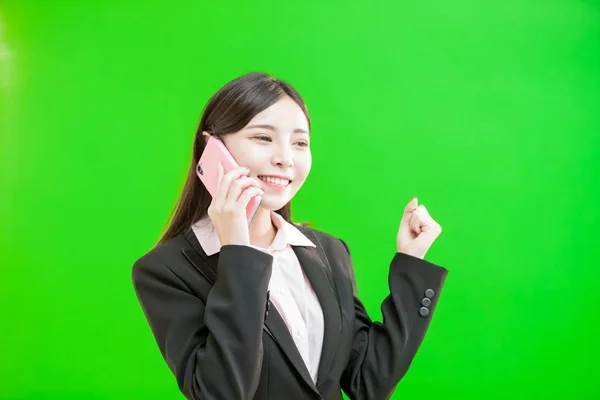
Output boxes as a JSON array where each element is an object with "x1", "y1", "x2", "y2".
[{"x1": 132, "y1": 72, "x2": 448, "y2": 400}]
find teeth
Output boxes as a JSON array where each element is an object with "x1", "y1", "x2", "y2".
[{"x1": 258, "y1": 176, "x2": 290, "y2": 186}]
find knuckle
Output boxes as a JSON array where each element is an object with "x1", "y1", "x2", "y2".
[
  {"x1": 232, "y1": 178, "x2": 247, "y2": 188},
  {"x1": 225, "y1": 171, "x2": 240, "y2": 181}
]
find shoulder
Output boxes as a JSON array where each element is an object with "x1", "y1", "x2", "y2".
[{"x1": 132, "y1": 232, "x2": 190, "y2": 283}]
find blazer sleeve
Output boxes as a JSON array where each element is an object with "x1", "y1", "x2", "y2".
[
  {"x1": 132, "y1": 245, "x2": 274, "y2": 400},
  {"x1": 339, "y1": 240, "x2": 448, "y2": 400}
]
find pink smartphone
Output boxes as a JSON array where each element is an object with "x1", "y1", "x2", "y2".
[{"x1": 196, "y1": 136, "x2": 261, "y2": 224}]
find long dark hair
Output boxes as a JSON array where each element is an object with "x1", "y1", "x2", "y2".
[{"x1": 157, "y1": 72, "x2": 311, "y2": 246}]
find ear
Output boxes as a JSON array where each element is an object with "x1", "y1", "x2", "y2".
[{"x1": 201, "y1": 131, "x2": 212, "y2": 144}]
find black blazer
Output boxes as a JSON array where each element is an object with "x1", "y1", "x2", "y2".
[{"x1": 132, "y1": 226, "x2": 448, "y2": 400}]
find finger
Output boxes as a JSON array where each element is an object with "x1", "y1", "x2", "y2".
[
  {"x1": 409, "y1": 212, "x2": 422, "y2": 235},
  {"x1": 215, "y1": 166, "x2": 250, "y2": 204},
  {"x1": 225, "y1": 176, "x2": 263, "y2": 207},
  {"x1": 237, "y1": 186, "x2": 264, "y2": 208},
  {"x1": 221, "y1": 166, "x2": 251, "y2": 183},
  {"x1": 416, "y1": 206, "x2": 439, "y2": 229},
  {"x1": 400, "y1": 197, "x2": 419, "y2": 225},
  {"x1": 242, "y1": 176, "x2": 264, "y2": 188},
  {"x1": 415, "y1": 206, "x2": 437, "y2": 227},
  {"x1": 413, "y1": 221, "x2": 442, "y2": 255},
  {"x1": 416, "y1": 204, "x2": 430, "y2": 217},
  {"x1": 414, "y1": 208, "x2": 442, "y2": 238}
]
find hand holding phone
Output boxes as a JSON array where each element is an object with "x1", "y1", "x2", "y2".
[
  {"x1": 206, "y1": 163, "x2": 264, "y2": 246},
  {"x1": 196, "y1": 136, "x2": 263, "y2": 244}
]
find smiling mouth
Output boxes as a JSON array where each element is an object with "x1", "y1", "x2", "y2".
[{"x1": 257, "y1": 176, "x2": 291, "y2": 187}]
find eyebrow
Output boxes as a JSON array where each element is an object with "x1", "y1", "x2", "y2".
[{"x1": 245, "y1": 124, "x2": 309, "y2": 135}]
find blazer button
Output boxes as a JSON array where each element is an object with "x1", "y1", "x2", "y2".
[
  {"x1": 425, "y1": 289, "x2": 435, "y2": 298},
  {"x1": 419, "y1": 307, "x2": 430, "y2": 317},
  {"x1": 421, "y1": 298, "x2": 431, "y2": 307}
]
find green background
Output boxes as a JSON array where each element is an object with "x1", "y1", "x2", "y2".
[{"x1": 1, "y1": 0, "x2": 599, "y2": 398}]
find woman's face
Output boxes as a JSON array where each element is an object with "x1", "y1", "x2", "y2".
[{"x1": 220, "y1": 96, "x2": 312, "y2": 211}]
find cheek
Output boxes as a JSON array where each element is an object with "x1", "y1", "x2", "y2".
[
  {"x1": 235, "y1": 152, "x2": 260, "y2": 170},
  {"x1": 295, "y1": 154, "x2": 312, "y2": 181}
]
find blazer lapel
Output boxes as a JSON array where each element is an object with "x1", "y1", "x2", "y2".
[
  {"x1": 183, "y1": 229, "x2": 218, "y2": 282},
  {"x1": 293, "y1": 232, "x2": 342, "y2": 389},
  {"x1": 262, "y1": 297, "x2": 319, "y2": 394},
  {"x1": 183, "y1": 230, "x2": 320, "y2": 395},
  {"x1": 182, "y1": 229, "x2": 342, "y2": 394},
  {"x1": 262, "y1": 242, "x2": 344, "y2": 394}
]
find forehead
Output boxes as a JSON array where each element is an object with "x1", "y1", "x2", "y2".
[{"x1": 246, "y1": 97, "x2": 309, "y2": 132}]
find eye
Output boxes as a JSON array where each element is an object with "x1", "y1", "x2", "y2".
[
  {"x1": 253, "y1": 135, "x2": 272, "y2": 142},
  {"x1": 295, "y1": 141, "x2": 309, "y2": 147}
]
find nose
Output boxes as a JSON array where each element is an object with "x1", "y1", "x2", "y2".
[{"x1": 271, "y1": 143, "x2": 294, "y2": 168}]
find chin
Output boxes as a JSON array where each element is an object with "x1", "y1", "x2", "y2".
[{"x1": 258, "y1": 196, "x2": 290, "y2": 212}]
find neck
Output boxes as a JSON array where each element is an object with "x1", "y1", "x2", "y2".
[{"x1": 248, "y1": 207, "x2": 276, "y2": 248}]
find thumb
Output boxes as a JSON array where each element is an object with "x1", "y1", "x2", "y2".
[
  {"x1": 400, "y1": 197, "x2": 419, "y2": 225},
  {"x1": 411, "y1": 223, "x2": 440, "y2": 255}
]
